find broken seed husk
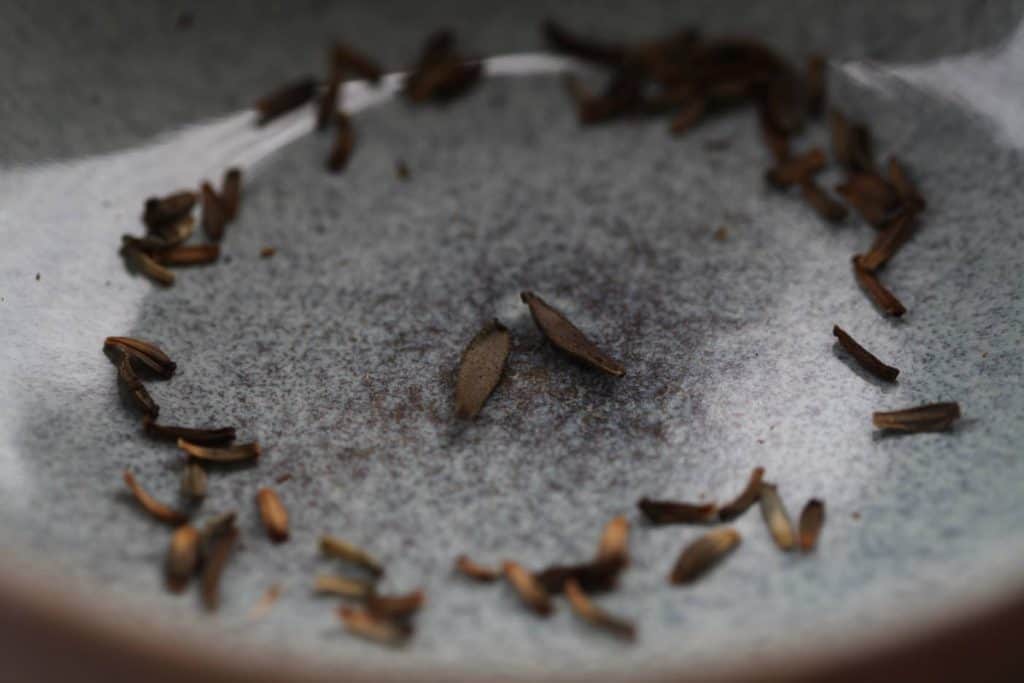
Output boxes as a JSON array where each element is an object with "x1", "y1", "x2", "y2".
[
  {"x1": 315, "y1": 574, "x2": 375, "y2": 598},
  {"x1": 256, "y1": 487, "x2": 289, "y2": 542},
  {"x1": 367, "y1": 590, "x2": 425, "y2": 620},
  {"x1": 852, "y1": 255, "x2": 906, "y2": 317},
  {"x1": 760, "y1": 483, "x2": 796, "y2": 551},
  {"x1": 142, "y1": 417, "x2": 235, "y2": 446},
  {"x1": 798, "y1": 499, "x2": 825, "y2": 552},
  {"x1": 669, "y1": 527, "x2": 741, "y2": 584},
  {"x1": 521, "y1": 291, "x2": 624, "y2": 376},
  {"x1": 872, "y1": 402, "x2": 961, "y2": 432},
  {"x1": 833, "y1": 325, "x2": 899, "y2": 382},
  {"x1": 166, "y1": 525, "x2": 201, "y2": 593},
  {"x1": 718, "y1": 467, "x2": 765, "y2": 521},
  {"x1": 320, "y1": 535, "x2": 384, "y2": 576},
  {"x1": 180, "y1": 461, "x2": 208, "y2": 499},
  {"x1": 201, "y1": 525, "x2": 239, "y2": 611},
  {"x1": 638, "y1": 498, "x2": 718, "y2": 525},
  {"x1": 453, "y1": 555, "x2": 500, "y2": 582},
  {"x1": 178, "y1": 438, "x2": 261, "y2": 463},
  {"x1": 595, "y1": 515, "x2": 629, "y2": 565},
  {"x1": 337, "y1": 606, "x2": 412, "y2": 646},
  {"x1": 502, "y1": 560, "x2": 553, "y2": 616},
  {"x1": 200, "y1": 182, "x2": 227, "y2": 242},
  {"x1": 454, "y1": 319, "x2": 510, "y2": 419},
  {"x1": 564, "y1": 578, "x2": 636, "y2": 641},
  {"x1": 123, "y1": 470, "x2": 188, "y2": 526},
  {"x1": 221, "y1": 168, "x2": 242, "y2": 221}
]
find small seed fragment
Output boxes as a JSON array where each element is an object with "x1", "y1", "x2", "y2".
[
  {"x1": 669, "y1": 528, "x2": 741, "y2": 584},
  {"x1": 315, "y1": 574, "x2": 375, "y2": 598},
  {"x1": 143, "y1": 191, "x2": 196, "y2": 229},
  {"x1": 454, "y1": 555, "x2": 500, "y2": 582},
  {"x1": 256, "y1": 487, "x2": 289, "y2": 542},
  {"x1": 718, "y1": 467, "x2": 765, "y2": 521},
  {"x1": 320, "y1": 535, "x2": 384, "y2": 576},
  {"x1": 116, "y1": 353, "x2": 159, "y2": 417},
  {"x1": 872, "y1": 402, "x2": 961, "y2": 432},
  {"x1": 833, "y1": 325, "x2": 899, "y2": 382},
  {"x1": 502, "y1": 560, "x2": 553, "y2": 616},
  {"x1": 638, "y1": 498, "x2": 717, "y2": 525},
  {"x1": 564, "y1": 578, "x2": 636, "y2": 641},
  {"x1": 166, "y1": 525, "x2": 200, "y2": 593},
  {"x1": 521, "y1": 291, "x2": 624, "y2": 376},
  {"x1": 759, "y1": 483, "x2": 796, "y2": 551},
  {"x1": 454, "y1": 319, "x2": 510, "y2": 419},
  {"x1": 338, "y1": 606, "x2": 412, "y2": 646},
  {"x1": 180, "y1": 461, "x2": 208, "y2": 499},
  {"x1": 247, "y1": 583, "x2": 282, "y2": 622},
  {"x1": 595, "y1": 515, "x2": 629, "y2": 565},
  {"x1": 123, "y1": 470, "x2": 188, "y2": 526},
  {"x1": 178, "y1": 438, "x2": 261, "y2": 463},
  {"x1": 260, "y1": 246, "x2": 276, "y2": 258},
  {"x1": 798, "y1": 499, "x2": 825, "y2": 552}
]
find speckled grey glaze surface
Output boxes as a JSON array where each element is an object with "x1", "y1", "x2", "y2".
[{"x1": 2, "y1": 0, "x2": 1024, "y2": 677}]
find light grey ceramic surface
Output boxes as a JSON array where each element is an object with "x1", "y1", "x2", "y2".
[{"x1": 1, "y1": 0, "x2": 1023, "y2": 677}]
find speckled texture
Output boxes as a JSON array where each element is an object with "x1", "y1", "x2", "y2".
[{"x1": 2, "y1": 0, "x2": 1024, "y2": 677}]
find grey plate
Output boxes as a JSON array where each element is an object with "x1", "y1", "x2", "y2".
[{"x1": 2, "y1": 0, "x2": 1023, "y2": 677}]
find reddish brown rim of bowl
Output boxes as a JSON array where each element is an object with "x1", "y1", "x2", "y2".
[{"x1": 2, "y1": 562, "x2": 1023, "y2": 683}]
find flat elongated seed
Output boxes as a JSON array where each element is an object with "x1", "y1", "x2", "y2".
[
  {"x1": 166, "y1": 525, "x2": 201, "y2": 593},
  {"x1": 117, "y1": 354, "x2": 159, "y2": 417},
  {"x1": 201, "y1": 182, "x2": 227, "y2": 242},
  {"x1": 254, "y1": 76, "x2": 317, "y2": 125},
  {"x1": 143, "y1": 191, "x2": 197, "y2": 229},
  {"x1": 669, "y1": 528, "x2": 741, "y2": 584},
  {"x1": 221, "y1": 168, "x2": 242, "y2": 221},
  {"x1": 108, "y1": 341, "x2": 172, "y2": 379},
  {"x1": 595, "y1": 515, "x2": 629, "y2": 565},
  {"x1": 765, "y1": 147, "x2": 826, "y2": 188},
  {"x1": 367, "y1": 590, "x2": 425, "y2": 620},
  {"x1": 638, "y1": 498, "x2": 717, "y2": 525},
  {"x1": 860, "y1": 209, "x2": 917, "y2": 272},
  {"x1": 123, "y1": 470, "x2": 187, "y2": 526},
  {"x1": 332, "y1": 42, "x2": 383, "y2": 82},
  {"x1": 122, "y1": 244, "x2": 175, "y2": 286},
  {"x1": 454, "y1": 319, "x2": 510, "y2": 419},
  {"x1": 180, "y1": 461, "x2": 208, "y2": 499},
  {"x1": 320, "y1": 535, "x2": 384, "y2": 576},
  {"x1": 800, "y1": 180, "x2": 848, "y2": 222},
  {"x1": 873, "y1": 402, "x2": 961, "y2": 432},
  {"x1": 453, "y1": 555, "x2": 500, "y2": 582},
  {"x1": 153, "y1": 244, "x2": 220, "y2": 266},
  {"x1": 142, "y1": 417, "x2": 235, "y2": 446},
  {"x1": 178, "y1": 438, "x2": 261, "y2": 463},
  {"x1": 564, "y1": 578, "x2": 636, "y2": 641},
  {"x1": 104, "y1": 337, "x2": 175, "y2": 371},
  {"x1": 315, "y1": 574, "x2": 375, "y2": 598},
  {"x1": 338, "y1": 606, "x2": 412, "y2": 646},
  {"x1": 852, "y1": 256, "x2": 906, "y2": 317},
  {"x1": 535, "y1": 556, "x2": 624, "y2": 594},
  {"x1": 503, "y1": 561, "x2": 553, "y2": 616},
  {"x1": 327, "y1": 112, "x2": 355, "y2": 172},
  {"x1": 887, "y1": 157, "x2": 925, "y2": 211},
  {"x1": 760, "y1": 483, "x2": 796, "y2": 551},
  {"x1": 799, "y1": 499, "x2": 825, "y2": 552},
  {"x1": 521, "y1": 291, "x2": 624, "y2": 376},
  {"x1": 256, "y1": 488, "x2": 289, "y2": 542},
  {"x1": 201, "y1": 526, "x2": 239, "y2": 611},
  {"x1": 833, "y1": 325, "x2": 899, "y2": 382},
  {"x1": 718, "y1": 467, "x2": 765, "y2": 521}
]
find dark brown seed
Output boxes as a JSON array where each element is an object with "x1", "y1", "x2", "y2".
[
  {"x1": 800, "y1": 181, "x2": 848, "y2": 222},
  {"x1": 151, "y1": 215, "x2": 196, "y2": 247},
  {"x1": 221, "y1": 168, "x2": 242, "y2": 221},
  {"x1": 165, "y1": 525, "x2": 201, "y2": 593},
  {"x1": 153, "y1": 244, "x2": 220, "y2": 266},
  {"x1": 327, "y1": 112, "x2": 355, "y2": 172},
  {"x1": 852, "y1": 255, "x2": 906, "y2": 317},
  {"x1": 718, "y1": 467, "x2": 765, "y2": 521},
  {"x1": 759, "y1": 483, "x2": 796, "y2": 551},
  {"x1": 142, "y1": 417, "x2": 235, "y2": 446},
  {"x1": 200, "y1": 182, "x2": 227, "y2": 242},
  {"x1": 831, "y1": 110, "x2": 876, "y2": 173},
  {"x1": 521, "y1": 291, "x2": 624, "y2": 377},
  {"x1": 887, "y1": 157, "x2": 925, "y2": 211},
  {"x1": 535, "y1": 556, "x2": 625, "y2": 595},
  {"x1": 542, "y1": 20, "x2": 628, "y2": 68},
  {"x1": 332, "y1": 42, "x2": 384, "y2": 83},
  {"x1": 669, "y1": 528, "x2": 741, "y2": 584},
  {"x1": 260, "y1": 246, "x2": 277, "y2": 258},
  {"x1": 116, "y1": 353, "x2": 159, "y2": 417},
  {"x1": 765, "y1": 147, "x2": 826, "y2": 188},
  {"x1": 805, "y1": 55, "x2": 826, "y2": 116},
  {"x1": 835, "y1": 173, "x2": 900, "y2": 228},
  {"x1": 178, "y1": 438, "x2": 261, "y2": 463},
  {"x1": 122, "y1": 244, "x2": 175, "y2": 286},
  {"x1": 315, "y1": 575, "x2": 375, "y2": 598},
  {"x1": 254, "y1": 76, "x2": 317, "y2": 126},
  {"x1": 798, "y1": 499, "x2": 825, "y2": 552},
  {"x1": 317, "y1": 65, "x2": 342, "y2": 131},
  {"x1": 109, "y1": 338, "x2": 171, "y2": 378},
  {"x1": 564, "y1": 578, "x2": 636, "y2": 641},
  {"x1": 407, "y1": 59, "x2": 482, "y2": 103},
  {"x1": 256, "y1": 487, "x2": 289, "y2": 543},
  {"x1": 320, "y1": 535, "x2": 384, "y2": 576},
  {"x1": 396, "y1": 160, "x2": 410, "y2": 180},
  {"x1": 123, "y1": 470, "x2": 187, "y2": 526},
  {"x1": 201, "y1": 525, "x2": 239, "y2": 611},
  {"x1": 595, "y1": 515, "x2": 629, "y2": 565},
  {"x1": 143, "y1": 191, "x2": 197, "y2": 229},
  {"x1": 859, "y1": 208, "x2": 918, "y2": 272},
  {"x1": 180, "y1": 461, "x2": 208, "y2": 499},
  {"x1": 454, "y1": 319, "x2": 510, "y2": 419},
  {"x1": 105, "y1": 336, "x2": 176, "y2": 377},
  {"x1": 873, "y1": 402, "x2": 961, "y2": 432},
  {"x1": 453, "y1": 555, "x2": 500, "y2": 582},
  {"x1": 638, "y1": 498, "x2": 718, "y2": 525},
  {"x1": 338, "y1": 606, "x2": 412, "y2": 646},
  {"x1": 502, "y1": 561, "x2": 553, "y2": 616},
  {"x1": 833, "y1": 325, "x2": 899, "y2": 382},
  {"x1": 367, "y1": 590, "x2": 425, "y2": 621},
  {"x1": 669, "y1": 97, "x2": 707, "y2": 135}
]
